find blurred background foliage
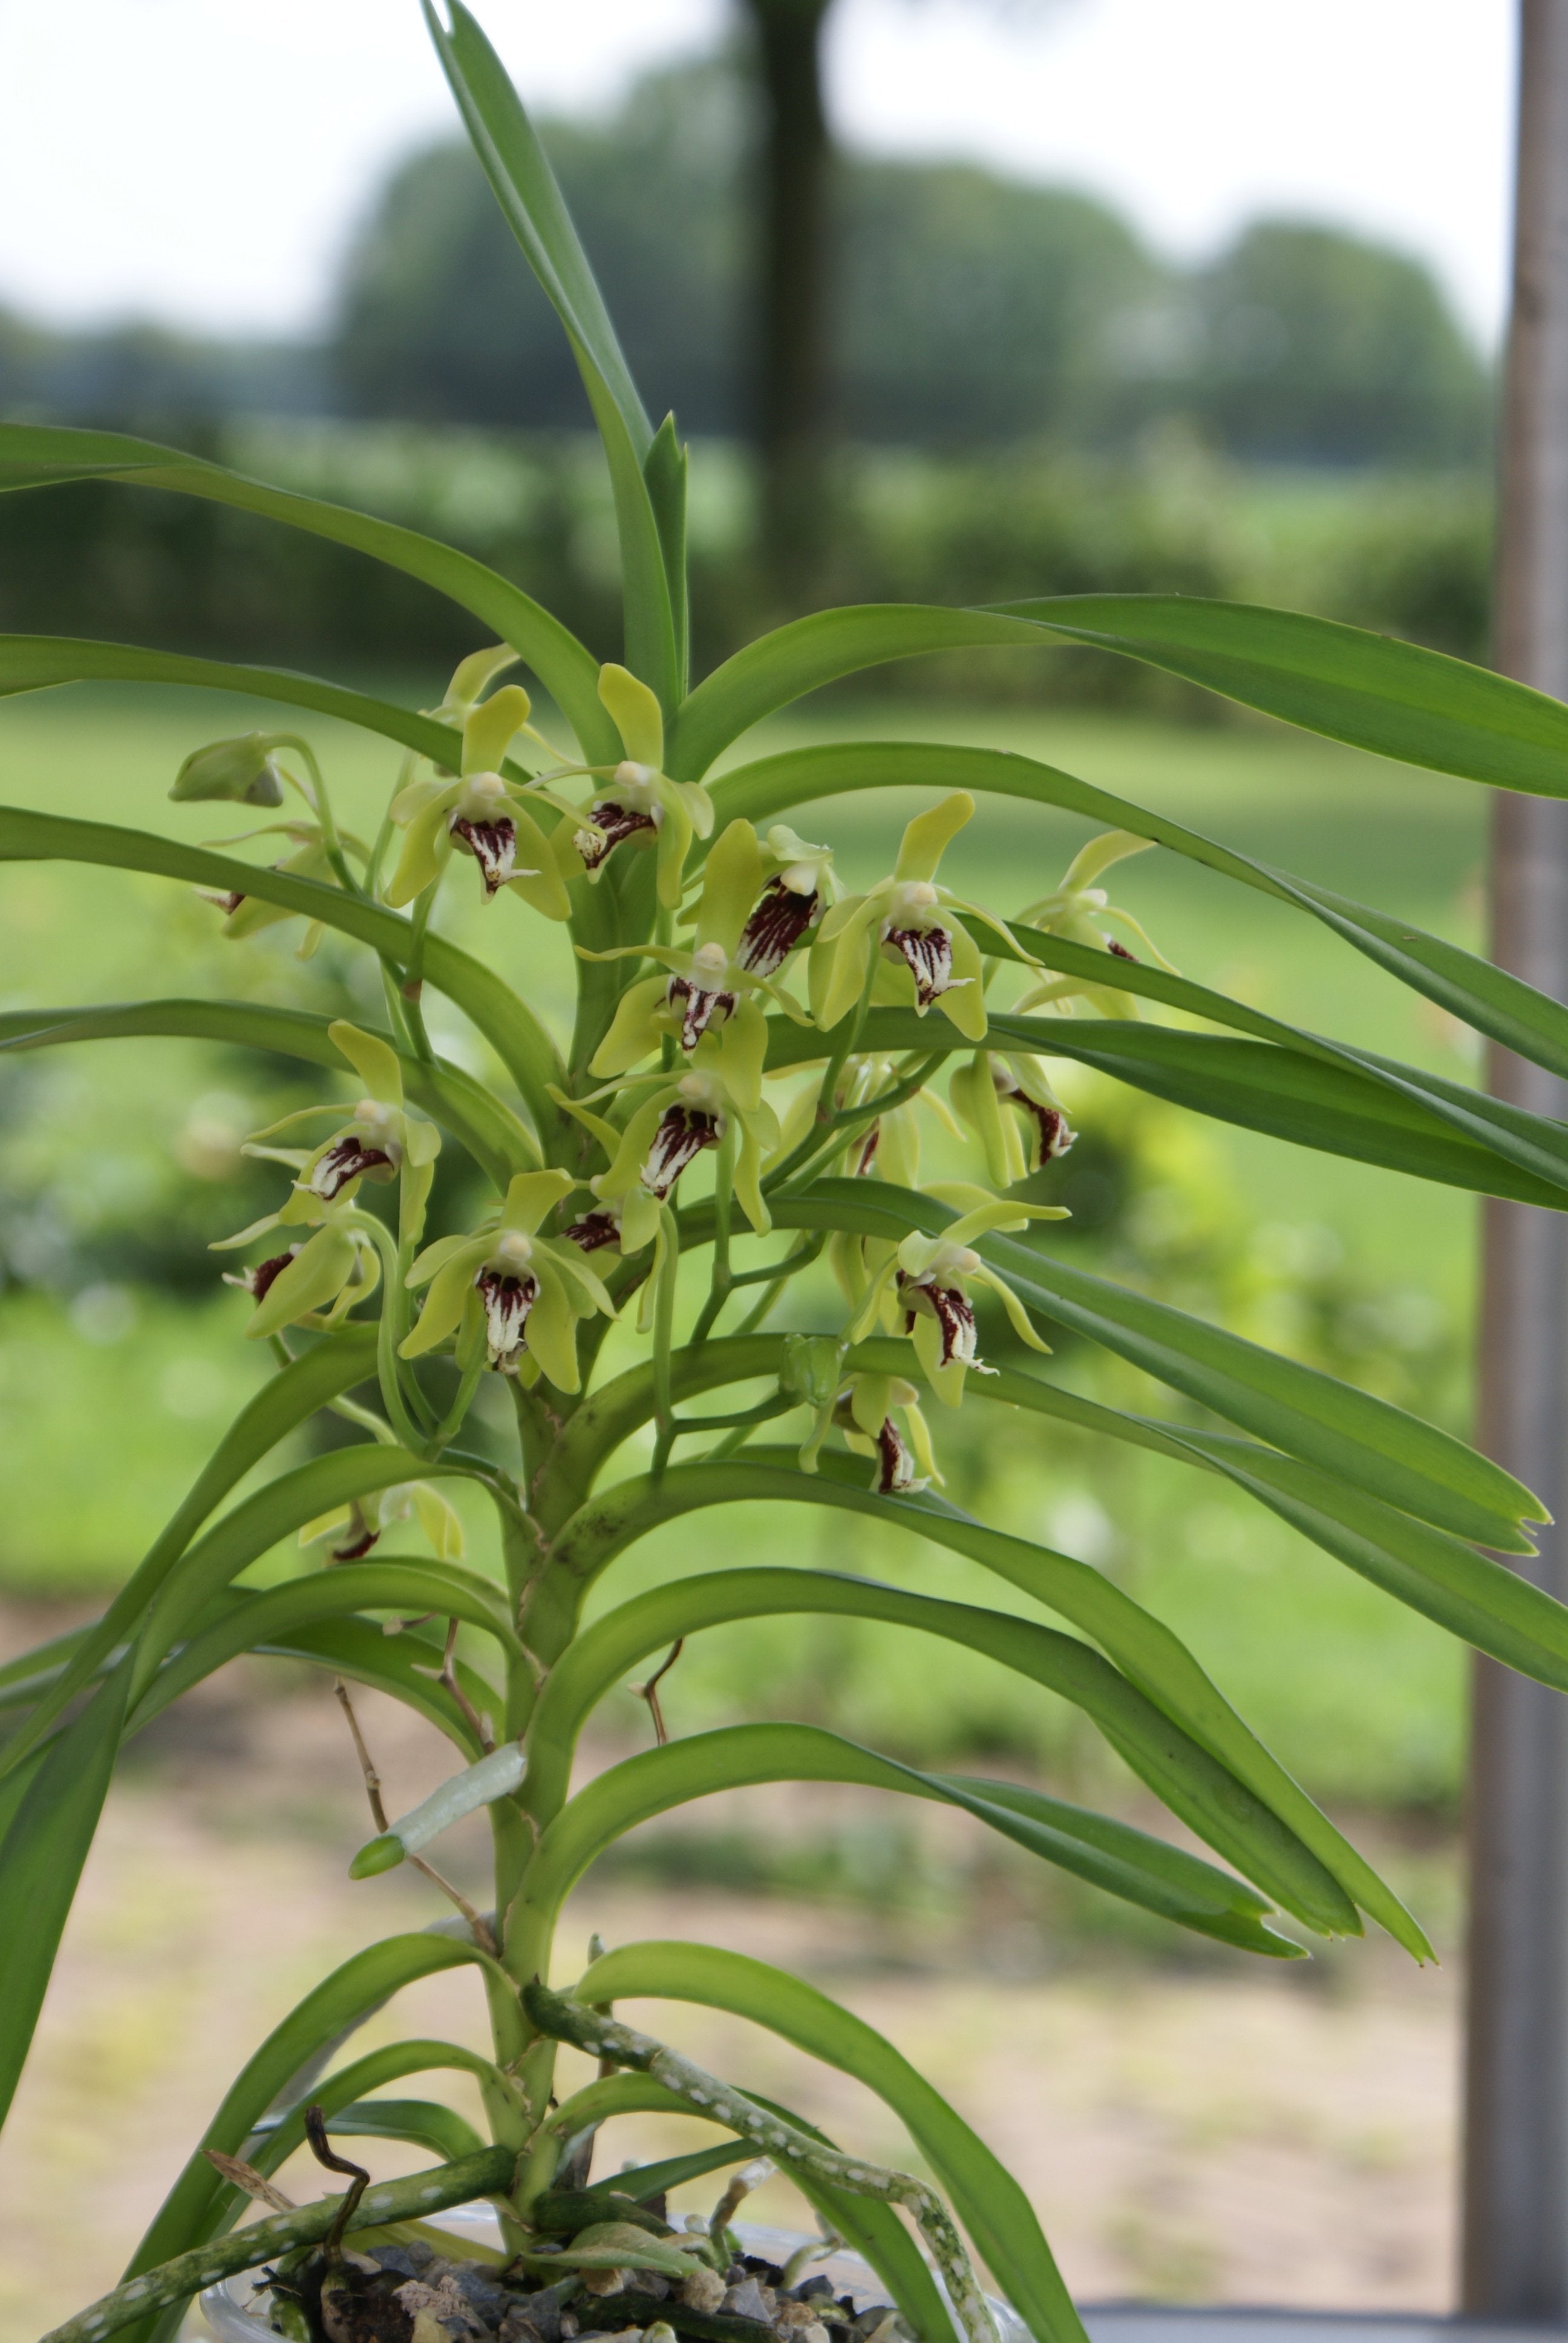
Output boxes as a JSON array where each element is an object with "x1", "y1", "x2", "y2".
[{"x1": 0, "y1": 46, "x2": 1494, "y2": 670}]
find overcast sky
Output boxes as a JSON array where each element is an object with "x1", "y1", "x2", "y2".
[{"x1": 0, "y1": 0, "x2": 1517, "y2": 346}]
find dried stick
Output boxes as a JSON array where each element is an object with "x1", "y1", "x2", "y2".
[
  {"x1": 442, "y1": 1616, "x2": 497, "y2": 1753},
  {"x1": 633, "y1": 1639, "x2": 684, "y2": 1746}
]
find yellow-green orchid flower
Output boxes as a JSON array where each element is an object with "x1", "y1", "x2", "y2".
[
  {"x1": 587, "y1": 819, "x2": 805, "y2": 1077},
  {"x1": 570, "y1": 1021, "x2": 782, "y2": 1254},
  {"x1": 1013, "y1": 830, "x2": 1175, "y2": 1019},
  {"x1": 400, "y1": 1170, "x2": 615, "y2": 1393},
  {"x1": 241, "y1": 1021, "x2": 441, "y2": 1234},
  {"x1": 808, "y1": 793, "x2": 1011, "y2": 1042},
  {"x1": 553, "y1": 664, "x2": 714, "y2": 911},
  {"x1": 384, "y1": 683, "x2": 571, "y2": 917},
  {"x1": 298, "y1": 1478, "x2": 466, "y2": 1564},
  {"x1": 844, "y1": 1188, "x2": 1066, "y2": 1404},
  {"x1": 214, "y1": 1198, "x2": 380, "y2": 1342},
  {"x1": 950, "y1": 1050, "x2": 1076, "y2": 1186},
  {"x1": 200, "y1": 819, "x2": 368, "y2": 962},
  {"x1": 731, "y1": 824, "x2": 839, "y2": 975},
  {"x1": 797, "y1": 1363, "x2": 941, "y2": 1496}
]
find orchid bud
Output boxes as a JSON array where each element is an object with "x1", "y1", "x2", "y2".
[
  {"x1": 170, "y1": 733, "x2": 288, "y2": 807},
  {"x1": 783, "y1": 1333, "x2": 844, "y2": 1409}
]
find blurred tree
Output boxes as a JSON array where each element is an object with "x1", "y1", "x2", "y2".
[
  {"x1": 332, "y1": 56, "x2": 1161, "y2": 451},
  {"x1": 1190, "y1": 220, "x2": 1490, "y2": 465},
  {"x1": 739, "y1": 0, "x2": 835, "y2": 592},
  {"x1": 334, "y1": 59, "x2": 745, "y2": 434},
  {"x1": 330, "y1": 61, "x2": 1491, "y2": 482}
]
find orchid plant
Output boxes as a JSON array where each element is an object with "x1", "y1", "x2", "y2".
[{"x1": 10, "y1": 10, "x2": 1568, "y2": 2343}]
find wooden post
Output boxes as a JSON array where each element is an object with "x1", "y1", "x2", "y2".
[{"x1": 1463, "y1": 0, "x2": 1568, "y2": 2314}]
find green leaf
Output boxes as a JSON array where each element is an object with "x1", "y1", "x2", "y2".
[
  {"x1": 117, "y1": 1933, "x2": 495, "y2": 2323},
  {"x1": 645, "y1": 415, "x2": 690, "y2": 692},
  {"x1": 530, "y1": 1565, "x2": 1315, "y2": 1948},
  {"x1": 0, "y1": 431, "x2": 614, "y2": 759},
  {"x1": 0, "y1": 631, "x2": 465, "y2": 761},
  {"x1": 241, "y1": 2036, "x2": 512, "y2": 2184},
  {"x1": 231, "y1": 1615, "x2": 501, "y2": 1748},
  {"x1": 778, "y1": 1179, "x2": 1544, "y2": 1553},
  {"x1": 579, "y1": 1941, "x2": 1083, "y2": 2343},
  {"x1": 545, "y1": 1461, "x2": 1418, "y2": 1952},
  {"x1": 129, "y1": 1568, "x2": 511, "y2": 1743},
  {"x1": 0, "y1": 1659, "x2": 130, "y2": 2129},
  {"x1": 0, "y1": 799, "x2": 564, "y2": 1135},
  {"x1": 0, "y1": 1620, "x2": 92, "y2": 1711},
  {"x1": 423, "y1": 1, "x2": 678, "y2": 710},
  {"x1": 766, "y1": 1006, "x2": 1568, "y2": 1210},
  {"x1": 319, "y1": 2096, "x2": 488, "y2": 2163},
  {"x1": 577, "y1": 2140, "x2": 754, "y2": 2206},
  {"x1": 0, "y1": 998, "x2": 540, "y2": 1184},
  {"x1": 719, "y1": 733, "x2": 1568, "y2": 1135},
  {"x1": 0, "y1": 1329, "x2": 380, "y2": 1781},
  {"x1": 666, "y1": 608, "x2": 1051, "y2": 779},
  {"x1": 668, "y1": 598, "x2": 1568, "y2": 794},
  {"x1": 132, "y1": 1447, "x2": 479, "y2": 1691},
  {"x1": 516, "y1": 1711, "x2": 1341, "y2": 1960},
  {"x1": 972, "y1": 1019, "x2": 1568, "y2": 1207},
  {"x1": 1167, "y1": 1429, "x2": 1568, "y2": 1693},
  {"x1": 991, "y1": 595, "x2": 1568, "y2": 797}
]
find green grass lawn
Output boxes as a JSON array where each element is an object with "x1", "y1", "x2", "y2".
[{"x1": 0, "y1": 681, "x2": 1493, "y2": 1812}]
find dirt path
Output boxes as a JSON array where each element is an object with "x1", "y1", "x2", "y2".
[{"x1": 0, "y1": 1662, "x2": 1460, "y2": 2339}]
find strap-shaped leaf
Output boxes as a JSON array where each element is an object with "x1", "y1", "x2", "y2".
[
  {"x1": 129, "y1": 1568, "x2": 511, "y2": 1742},
  {"x1": 667, "y1": 598, "x2": 1568, "y2": 790},
  {"x1": 116, "y1": 1932, "x2": 497, "y2": 2333},
  {"x1": 514, "y1": 1717, "x2": 1339, "y2": 1961},
  {"x1": 722, "y1": 735, "x2": 1568, "y2": 1116},
  {"x1": 221, "y1": 1615, "x2": 500, "y2": 1751},
  {"x1": 423, "y1": 1, "x2": 678, "y2": 710},
  {"x1": 765, "y1": 1006, "x2": 1568, "y2": 1209},
  {"x1": 321, "y1": 2096, "x2": 487, "y2": 2163},
  {"x1": 0, "y1": 1329, "x2": 379, "y2": 1781},
  {"x1": 527, "y1": 1565, "x2": 1316, "y2": 1946},
  {"x1": 666, "y1": 609, "x2": 1052, "y2": 779},
  {"x1": 547, "y1": 1460, "x2": 1417, "y2": 1952},
  {"x1": 853, "y1": 1345, "x2": 1568, "y2": 1698},
  {"x1": 776, "y1": 1179, "x2": 1544, "y2": 1553},
  {"x1": 0, "y1": 998, "x2": 539, "y2": 1184},
  {"x1": 577, "y1": 2140, "x2": 753, "y2": 2205},
  {"x1": 580, "y1": 1940, "x2": 1083, "y2": 2343},
  {"x1": 1166, "y1": 1429, "x2": 1568, "y2": 1691},
  {"x1": 241, "y1": 2036, "x2": 515, "y2": 2186},
  {"x1": 0, "y1": 430, "x2": 613, "y2": 758},
  {"x1": 0, "y1": 1620, "x2": 93, "y2": 1712},
  {"x1": 0, "y1": 1658, "x2": 129, "y2": 2129},
  {"x1": 0, "y1": 630, "x2": 472, "y2": 759},
  {"x1": 0, "y1": 801, "x2": 564, "y2": 1132},
  {"x1": 132, "y1": 1446, "x2": 472, "y2": 1689},
  {"x1": 991, "y1": 595, "x2": 1568, "y2": 796}
]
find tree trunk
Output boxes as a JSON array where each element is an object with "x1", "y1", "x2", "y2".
[{"x1": 739, "y1": 0, "x2": 835, "y2": 602}]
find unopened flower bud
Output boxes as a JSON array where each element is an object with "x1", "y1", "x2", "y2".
[{"x1": 170, "y1": 733, "x2": 289, "y2": 807}]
